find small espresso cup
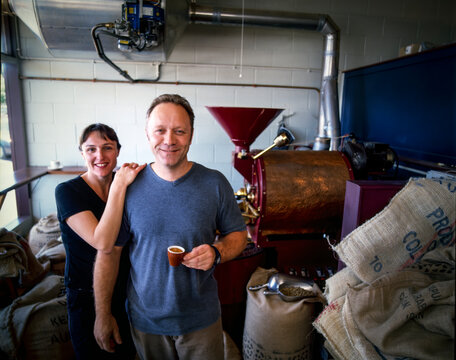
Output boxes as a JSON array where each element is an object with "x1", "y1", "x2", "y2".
[{"x1": 167, "y1": 246, "x2": 186, "y2": 267}]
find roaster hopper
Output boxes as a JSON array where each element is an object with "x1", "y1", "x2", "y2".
[{"x1": 207, "y1": 106, "x2": 353, "y2": 276}]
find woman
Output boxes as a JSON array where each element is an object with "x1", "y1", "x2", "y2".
[{"x1": 55, "y1": 123, "x2": 145, "y2": 359}]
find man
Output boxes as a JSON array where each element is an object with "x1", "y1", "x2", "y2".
[{"x1": 93, "y1": 94, "x2": 247, "y2": 360}]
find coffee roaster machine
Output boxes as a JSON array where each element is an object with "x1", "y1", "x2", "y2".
[{"x1": 208, "y1": 107, "x2": 398, "y2": 290}]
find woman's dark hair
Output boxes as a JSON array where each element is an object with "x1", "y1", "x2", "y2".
[
  {"x1": 79, "y1": 123, "x2": 121, "y2": 151},
  {"x1": 146, "y1": 94, "x2": 195, "y2": 131}
]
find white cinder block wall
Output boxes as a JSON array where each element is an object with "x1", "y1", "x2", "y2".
[{"x1": 19, "y1": 0, "x2": 455, "y2": 218}]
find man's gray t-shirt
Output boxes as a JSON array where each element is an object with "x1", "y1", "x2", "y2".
[{"x1": 116, "y1": 163, "x2": 246, "y2": 335}]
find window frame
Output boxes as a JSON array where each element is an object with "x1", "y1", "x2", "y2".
[{"x1": 1, "y1": 12, "x2": 33, "y2": 233}]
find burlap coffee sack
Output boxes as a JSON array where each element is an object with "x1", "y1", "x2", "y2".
[
  {"x1": 16, "y1": 237, "x2": 50, "y2": 291},
  {"x1": 335, "y1": 178, "x2": 455, "y2": 284},
  {"x1": 29, "y1": 214, "x2": 61, "y2": 255},
  {"x1": 345, "y1": 270, "x2": 454, "y2": 360},
  {"x1": 0, "y1": 228, "x2": 49, "y2": 292},
  {"x1": 312, "y1": 296, "x2": 371, "y2": 360},
  {"x1": 243, "y1": 267, "x2": 318, "y2": 360},
  {"x1": 0, "y1": 275, "x2": 72, "y2": 359},
  {"x1": 323, "y1": 267, "x2": 363, "y2": 303},
  {"x1": 35, "y1": 237, "x2": 66, "y2": 264},
  {"x1": 323, "y1": 340, "x2": 342, "y2": 360},
  {"x1": 341, "y1": 293, "x2": 383, "y2": 360},
  {"x1": 405, "y1": 245, "x2": 455, "y2": 281},
  {"x1": 20, "y1": 292, "x2": 73, "y2": 359},
  {"x1": 0, "y1": 228, "x2": 27, "y2": 278},
  {"x1": 34, "y1": 238, "x2": 66, "y2": 276}
]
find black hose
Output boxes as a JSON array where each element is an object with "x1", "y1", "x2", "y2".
[{"x1": 91, "y1": 23, "x2": 136, "y2": 83}]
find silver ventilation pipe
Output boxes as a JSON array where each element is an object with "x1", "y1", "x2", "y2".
[
  {"x1": 318, "y1": 18, "x2": 340, "y2": 151},
  {"x1": 189, "y1": 4, "x2": 340, "y2": 151}
]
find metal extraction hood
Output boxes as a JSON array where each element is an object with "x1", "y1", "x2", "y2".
[{"x1": 4, "y1": 0, "x2": 189, "y2": 61}]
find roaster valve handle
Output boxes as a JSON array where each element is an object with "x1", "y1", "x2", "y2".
[{"x1": 252, "y1": 133, "x2": 290, "y2": 160}]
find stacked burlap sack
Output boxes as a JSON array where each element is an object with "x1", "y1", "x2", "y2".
[
  {"x1": 29, "y1": 214, "x2": 66, "y2": 276},
  {"x1": 0, "y1": 228, "x2": 50, "y2": 299},
  {"x1": 313, "y1": 177, "x2": 455, "y2": 360},
  {"x1": 0, "y1": 275, "x2": 74, "y2": 360},
  {"x1": 28, "y1": 214, "x2": 61, "y2": 255},
  {"x1": 1, "y1": 216, "x2": 72, "y2": 359}
]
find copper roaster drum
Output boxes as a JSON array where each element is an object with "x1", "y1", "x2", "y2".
[{"x1": 250, "y1": 150, "x2": 352, "y2": 241}]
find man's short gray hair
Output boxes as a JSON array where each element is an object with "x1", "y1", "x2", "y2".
[{"x1": 146, "y1": 94, "x2": 195, "y2": 130}]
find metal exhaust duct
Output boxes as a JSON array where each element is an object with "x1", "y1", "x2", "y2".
[{"x1": 189, "y1": 4, "x2": 341, "y2": 150}]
